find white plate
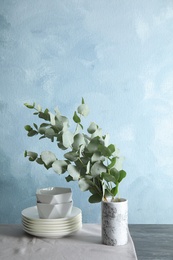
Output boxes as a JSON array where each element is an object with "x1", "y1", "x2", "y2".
[
  {"x1": 22, "y1": 206, "x2": 81, "y2": 223},
  {"x1": 23, "y1": 222, "x2": 82, "y2": 238},
  {"x1": 22, "y1": 217, "x2": 82, "y2": 232},
  {"x1": 22, "y1": 221, "x2": 82, "y2": 233},
  {"x1": 22, "y1": 214, "x2": 82, "y2": 229}
]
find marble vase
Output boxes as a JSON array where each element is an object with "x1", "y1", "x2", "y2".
[{"x1": 101, "y1": 198, "x2": 128, "y2": 246}]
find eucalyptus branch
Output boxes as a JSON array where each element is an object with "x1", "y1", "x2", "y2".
[{"x1": 24, "y1": 98, "x2": 126, "y2": 203}]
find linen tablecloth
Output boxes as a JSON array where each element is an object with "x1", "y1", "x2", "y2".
[{"x1": 0, "y1": 224, "x2": 138, "y2": 260}]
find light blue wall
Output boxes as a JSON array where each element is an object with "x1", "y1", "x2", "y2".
[{"x1": 1, "y1": 0, "x2": 173, "y2": 224}]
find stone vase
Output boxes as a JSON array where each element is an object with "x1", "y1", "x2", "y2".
[{"x1": 101, "y1": 198, "x2": 128, "y2": 246}]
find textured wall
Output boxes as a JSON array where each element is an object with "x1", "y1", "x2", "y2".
[{"x1": 1, "y1": 0, "x2": 173, "y2": 224}]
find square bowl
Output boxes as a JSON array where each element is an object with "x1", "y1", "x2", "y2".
[
  {"x1": 36, "y1": 187, "x2": 72, "y2": 204},
  {"x1": 37, "y1": 201, "x2": 73, "y2": 219}
]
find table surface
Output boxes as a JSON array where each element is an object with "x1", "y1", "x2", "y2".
[
  {"x1": 0, "y1": 223, "x2": 137, "y2": 260},
  {"x1": 0, "y1": 224, "x2": 173, "y2": 260},
  {"x1": 129, "y1": 224, "x2": 173, "y2": 260}
]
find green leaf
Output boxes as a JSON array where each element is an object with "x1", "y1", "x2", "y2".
[
  {"x1": 39, "y1": 136, "x2": 46, "y2": 140},
  {"x1": 101, "y1": 172, "x2": 115, "y2": 182},
  {"x1": 87, "y1": 137, "x2": 100, "y2": 153},
  {"x1": 82, "y1": 97, "x2": 85, "y2": 104},
  {"x1": 77, "y1": 104, "x2": 89, "y2": 117},
  {"x1": 36, "y1": 157, "x2": 44, "y2": 165},
  {"x1": 91, "y1": 128, "x2": 102, "y2": 138},
  {"x1": 73, "y1": 111, "x2": 81, "y2": 123},
  {"x1": 98, "y1": 144, "x2": 112, "y2": 157},
  {"x1": 65, "y1": 175, "x2": 73, "y2": 182},
  {"x1": 45, "y1": 128, "x2": 55, "y2": 139},
  {"x1": 78, "y1": 178, "x2": 90, "y2": 191},
  {"x1": 64, "y1": 151, "x2": 78, "y2": 161},
  {"x1": 67, "y1": 164, "x2": 80, "y2": 180},
  {"x1": 62, "y1": 130, "x2": 74, "y2": 148},
  {"x1": 111, "y1": 186, "x2": 118, "y2": 197},
  {"x1": 38, "y1": 127, "x2": 46, "y2": 135},
  {"x1": 79, "y1": 123, "x2": 83, "y2": 130},
  {"x1": 87, "y1": 122, "x2": 98, "y2": 134},
  {"x1": 40, "y1": 123, "x2": 50, "y2": 127},
  {"x1": 108, "y1": 144, "x2": 115, "y2": 154},
  {"x1": 88, "y1": 194, "x2": 102, "y2": 203},
  {"x1": 57, "y1": 142, "x2": 68, "y2": 150},
  {"x1": 72, "y1": 133, "x2": 85, "y2": 150},
  {"x1": 27, "y1": 130, "x2": 38, "y2": 137},
  {"x1": 26, "y1": 151, "x2": 38, "y2": 161},
  {"x1": 91, "y1": 161, "x2": 106, "y2": 177},
  {"x1": 118, "y1": 170, "x2": 126, "y2": 183},
  {"x1": 107, "y1": 157, "x2": 116, "y2": 169},
  {"x1": 52, "y1": 160, "x2": 68, "y2": 174},
  {"x1": 114, "y1": 156, "x2": 124, "y2": 171},
  {"x1": 24, "y1": 125, "x2": 32, "y2": 131},
  {"x1": 38, "y1": 111, "x2": 50, "y2": 121},
  {"x1": 33, "y1": 123, "x2": 38, "y2": 130},
  {"x1": 24, "y1": 102, "x2": 35, "y2": 109},
  {"x1": 91, "y1": 152, "x2": 104, "y2": 162},
  {"x1": 110, "y1": 167, "x2": 119, "y2": 181},
  {"x1": 41, "y1": 151, "x2": 56, "y2": 166}
]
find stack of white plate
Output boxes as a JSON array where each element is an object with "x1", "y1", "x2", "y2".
[{"x1": 21, "y1": 206, "x2": 82, "y2": 238}]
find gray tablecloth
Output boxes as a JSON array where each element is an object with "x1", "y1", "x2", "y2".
[{"x1": 0, "y1": 224, "x2": 138, "y2": 260}]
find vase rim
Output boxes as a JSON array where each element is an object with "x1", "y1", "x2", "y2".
[{"x1": 102, "y1": 198, "x2": 127, "y2": 203}]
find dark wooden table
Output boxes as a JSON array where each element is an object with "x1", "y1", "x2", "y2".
[{"x1": 129, "y1": 225, "x2": 173, "y2": 260}]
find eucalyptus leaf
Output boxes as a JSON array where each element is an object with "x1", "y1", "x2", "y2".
[
  {"x1": 101, "y1": 172, "x2": 115, "y2": 183},
  {"x1": 110, "y1": 167, "x2": 120, "y2": 181},
  {"x1": 111, "y1": 185, "x2": 118, "y2": 197},
  {"x1": 114, "y1": 156, "x2": 124, "y2": 171},
  {"x1": 78, "y1": 178, "x2": 90, "y2": 191},
  {"x1": 24, "y1": 125, "x2": 32, "y2": 131},
  {"x1": 26, "y1": 151, "x2": 38, "y2": 161},
  {"x1": 64, "y1": 151, "x2": 78, "y2": 161},
  {"x1": 37, "y1": 104, "x2": 42, "y2": 112},
  {"x1": 38, "y1": 111, "x2": 50, "y2": 121},
  {"x1": 91, "y1": 161, "x2": 107, "y2": 177},
  {"x1": 67, "y1": 164, "x2": 80, "y2": 181},
  {"x1": 27, "y1": 130, "x2": 38, "y2": 137},
  {"x1": 62, "y1": 130, "x2": 74, "y2": 148},
  {"x1": 91, "y1": 152, "x2": 105, "y2": 162},
  {"x1": 52, "y1": 160, "x2": 68, "y2": 174},
  {"x1": 72, "y1": 133, "x2": 85, "y2": 150},
  {"x1": 91, "y1": 128, "x2": 102, "y2": 138},
  {"x1": 36, "y1": 157, "x2": 44, "y2": 165},
  {"x1": 86, "y1": 161, "x2": 90, "y2": 174},
  {"x1": 108, "y1": 144, "x2": 115, "y2": 154},
  {"x1": 77, "y1": 104, "x2": 89, "y2": 117},
  {"x1": 24, "y1": 102, "x2": 35, "y2": 109},
  {"x1": 86, "y1": 137, "x2": 101, "y2": 153},
  {"x1": 45, "y1": 128, "x2": 55, "y2": 139},
  {"x1": 87, "y1": 122, "x2": 98, "y2": 134},
  {"x1": 107, "y1": 157, "x2": 116, "y2": 169},
  {"x1": 118, "y1": 170, "x2": 126, "y2": 183},
  {"x1": 57, "y1": 142, "x2": 68, "y2": 150},
  {"x1": 73, "y1": 111, "x2": 81, "y2": 123},
  {"x1": 41, "y1": 151, "x2": 56, "y2": 166},
  {"x1": 38, "y1": 127, "x2": 46, "y2": 135},
  {"x1": 49, "y1": 112, "x2": 55, "y2": 125},
  {"x1": 98, "y1": 144, "x2": 112, "y2": 157},
  {"x1": 33, "y1": 123, "x2": 38, "y2": 130},
  {"x1": 88, "y1": 194, "x2": 102, "y2": 203},
  {"x1": 65, "y1": 175, "x2": 73, "y2": 182}
]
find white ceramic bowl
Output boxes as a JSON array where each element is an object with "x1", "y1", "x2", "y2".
[
  {"x1": 37, "y1": 201, "x2": 73, "y2": 219},
  {"x1": 36, "y1": 187, "x2": 72, "y2": 204}
]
